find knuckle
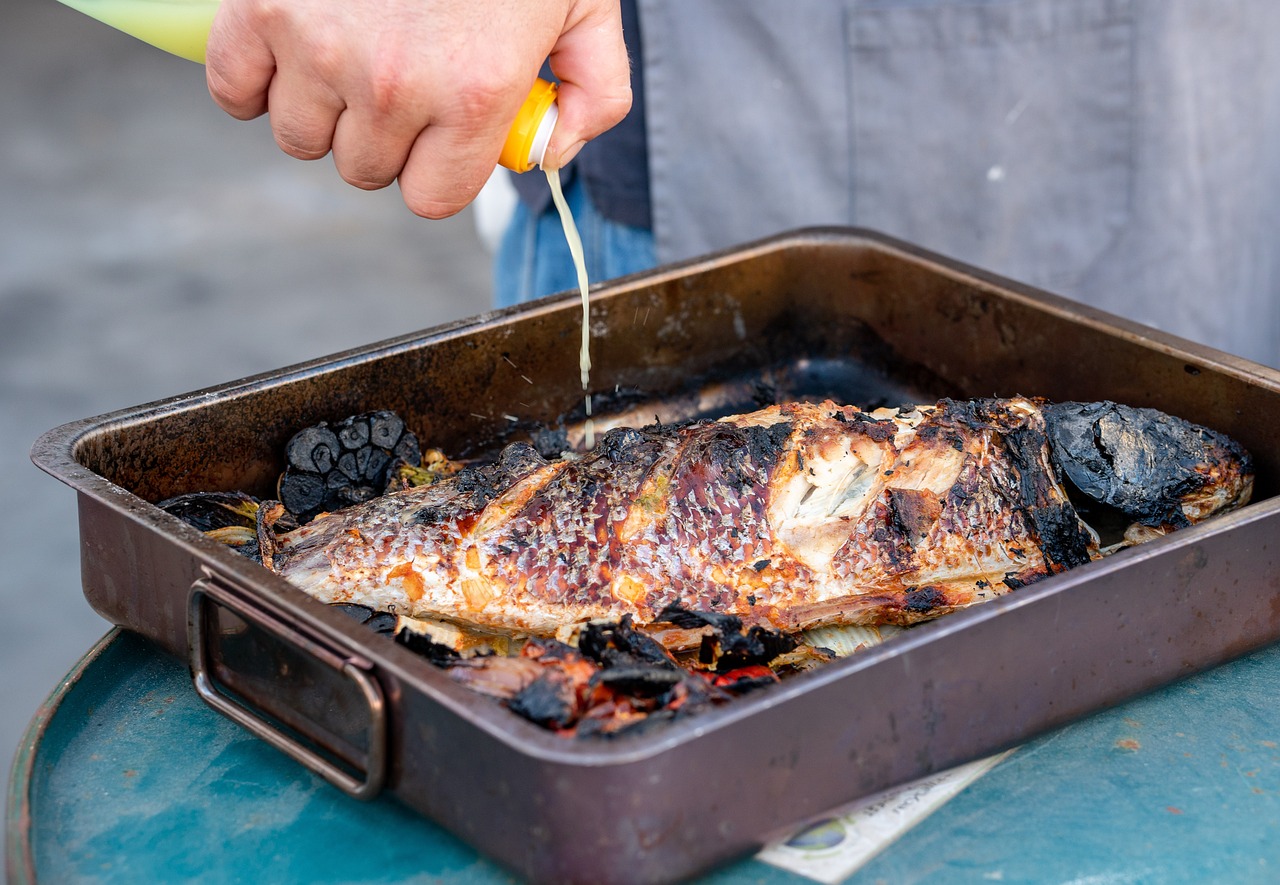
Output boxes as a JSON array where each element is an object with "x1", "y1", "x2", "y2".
[
  {"x1": 306, "y1": 31, "x2": 348, "y2": 85},
  {"x1": 449, "y1": 69, "x2": 514, "y2": 122},
  {"x1": 254, "y1": 0, "x2": 289, "y2": 28},
  {"x1": 366, "y1": 56, "x2": 414, "y2": 118}
]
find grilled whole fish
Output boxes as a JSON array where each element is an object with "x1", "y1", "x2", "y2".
[{"x1": 266, "y1": 398, "x2": 1252, "y2": 641}]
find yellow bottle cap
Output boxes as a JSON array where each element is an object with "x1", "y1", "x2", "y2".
[{"x1": 499, "y1": 78, "x2": 560, "y2": 173}]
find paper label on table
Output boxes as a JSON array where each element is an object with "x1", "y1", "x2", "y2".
[{"x1": 757, "y1": 750, "x2": 1014, "y2": 884}]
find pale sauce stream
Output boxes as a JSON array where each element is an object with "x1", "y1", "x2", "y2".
[{"x1": 545, "y1": 168, "x2": 595, "y2": 448}]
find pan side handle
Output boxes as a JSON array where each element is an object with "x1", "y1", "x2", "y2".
[{"x1": 187, "y1": 569, "x2": 388, "y2": 800}]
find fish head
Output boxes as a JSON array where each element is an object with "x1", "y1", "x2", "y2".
[{"x1": 1042, "y1": 401, "x2": 1253, "y2": 527}]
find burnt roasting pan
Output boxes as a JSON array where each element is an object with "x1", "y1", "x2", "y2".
[{"x1": 32, "y1": 228, "x2": 1280, "y2": 883}]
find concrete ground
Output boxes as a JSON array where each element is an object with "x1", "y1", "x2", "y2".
[{"x1": 2, "y1": 0, "x2": 493, "y2": 791}]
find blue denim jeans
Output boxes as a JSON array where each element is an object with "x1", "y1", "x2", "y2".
[{"x1": 493, "y1": 174, "x2": 657, "y2": 309}]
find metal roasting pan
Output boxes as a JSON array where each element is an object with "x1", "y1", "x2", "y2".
[{"x1": 32, "y1": 228, "x2": 1280, "y2": 883}]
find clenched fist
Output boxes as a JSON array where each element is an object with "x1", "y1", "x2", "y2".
[{"x1": 206, "y1": 0, "x2": 631, "y2": 217}]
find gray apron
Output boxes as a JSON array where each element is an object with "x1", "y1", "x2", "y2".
[{"x1": 636, "y1": 0, "x2": 1280, "y2": 368}]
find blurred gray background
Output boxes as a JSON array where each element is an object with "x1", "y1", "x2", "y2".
[{"x1": 2, "y1": 0, "x2": 493, "y2": 788}]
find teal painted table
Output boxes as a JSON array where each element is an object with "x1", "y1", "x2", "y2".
[{"x1": 8, "y1": 630, "x2": 1280, "y2": 883}]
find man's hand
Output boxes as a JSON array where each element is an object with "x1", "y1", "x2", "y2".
[{"x1": 206, "y1": 0, "x2": 631, "y2": 218}]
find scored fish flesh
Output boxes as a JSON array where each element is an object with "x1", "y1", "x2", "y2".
[{"x1": 265, "y1": 398, "x2": 1253, "y2": 641}]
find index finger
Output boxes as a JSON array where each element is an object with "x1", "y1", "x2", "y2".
[{"x1": 205, "y1": 1, "x2": 275, "y2": 120}]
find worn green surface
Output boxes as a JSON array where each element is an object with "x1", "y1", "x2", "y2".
[{"x1": 11, "y1": 631, "x2": 1280, "y2": 883}]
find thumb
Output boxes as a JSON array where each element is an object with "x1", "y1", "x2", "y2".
[{"x1": 543, "y1": 1, "x2": 633, "y2": 169}]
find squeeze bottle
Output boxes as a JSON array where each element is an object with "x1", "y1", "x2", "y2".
[{"x1": 54, "y1": 0, "x2": 559, "y2": 171}]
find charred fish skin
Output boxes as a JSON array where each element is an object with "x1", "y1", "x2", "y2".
[
  {"x1": 782, "y1": 397, "x2": 1097, "y2": 630},
  {"x1": 268, "y1": 398, "x2": 1252, "y2": 643},
  {"x1": 1043, "y1": 401, "x2": 1255, "y2": 527},
  {"x1": 924, "y1": 398, "x2": 1095, "y2": 571}
]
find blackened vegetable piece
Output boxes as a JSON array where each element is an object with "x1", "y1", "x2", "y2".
[
  {"x1": 278, "y1": 410, "x2": 423, "y2": 521},
  {"x1": 395, "y1": 627, "x2": 463, "y2": 666},
  {"x1": 158, "y1": 490, "x2": 260, "y2": 533},
  {"x1": 579, "y1": 615, "x2": 681, "y2": 671},
  {"x1": 507, "y1": 638, "x2": 597, "y2": 730},
  {"x1": 509, "y1": 670, "x2": 580, "y2": 730},
  {"x1": 711, "y1": 626, "x2": 799, "y2": 674},
  {"x1": 329, "y1": 602, "x2": 400, "y2": 636},
  {"x1": 329, "y1": 602, "x2": 466, "y2": 665},
  {"x1": 157, "y1": 490, "x2": 295, "y2": 562},
  {"x1": 593, "y1": 666, "x2": 683, "y2": 698},
  {"x1": 655, "y1": 604, "x2": 743, "y2": 635},
  {"x1": 659, "y1": 605, "x2": 798, "y2": 673},
  {"x1": 279, "y1": 473, "x2": 325, "y2": 516},
  {"x1": 286, "y1": 426, "x2": 342, "y2": 474}
]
